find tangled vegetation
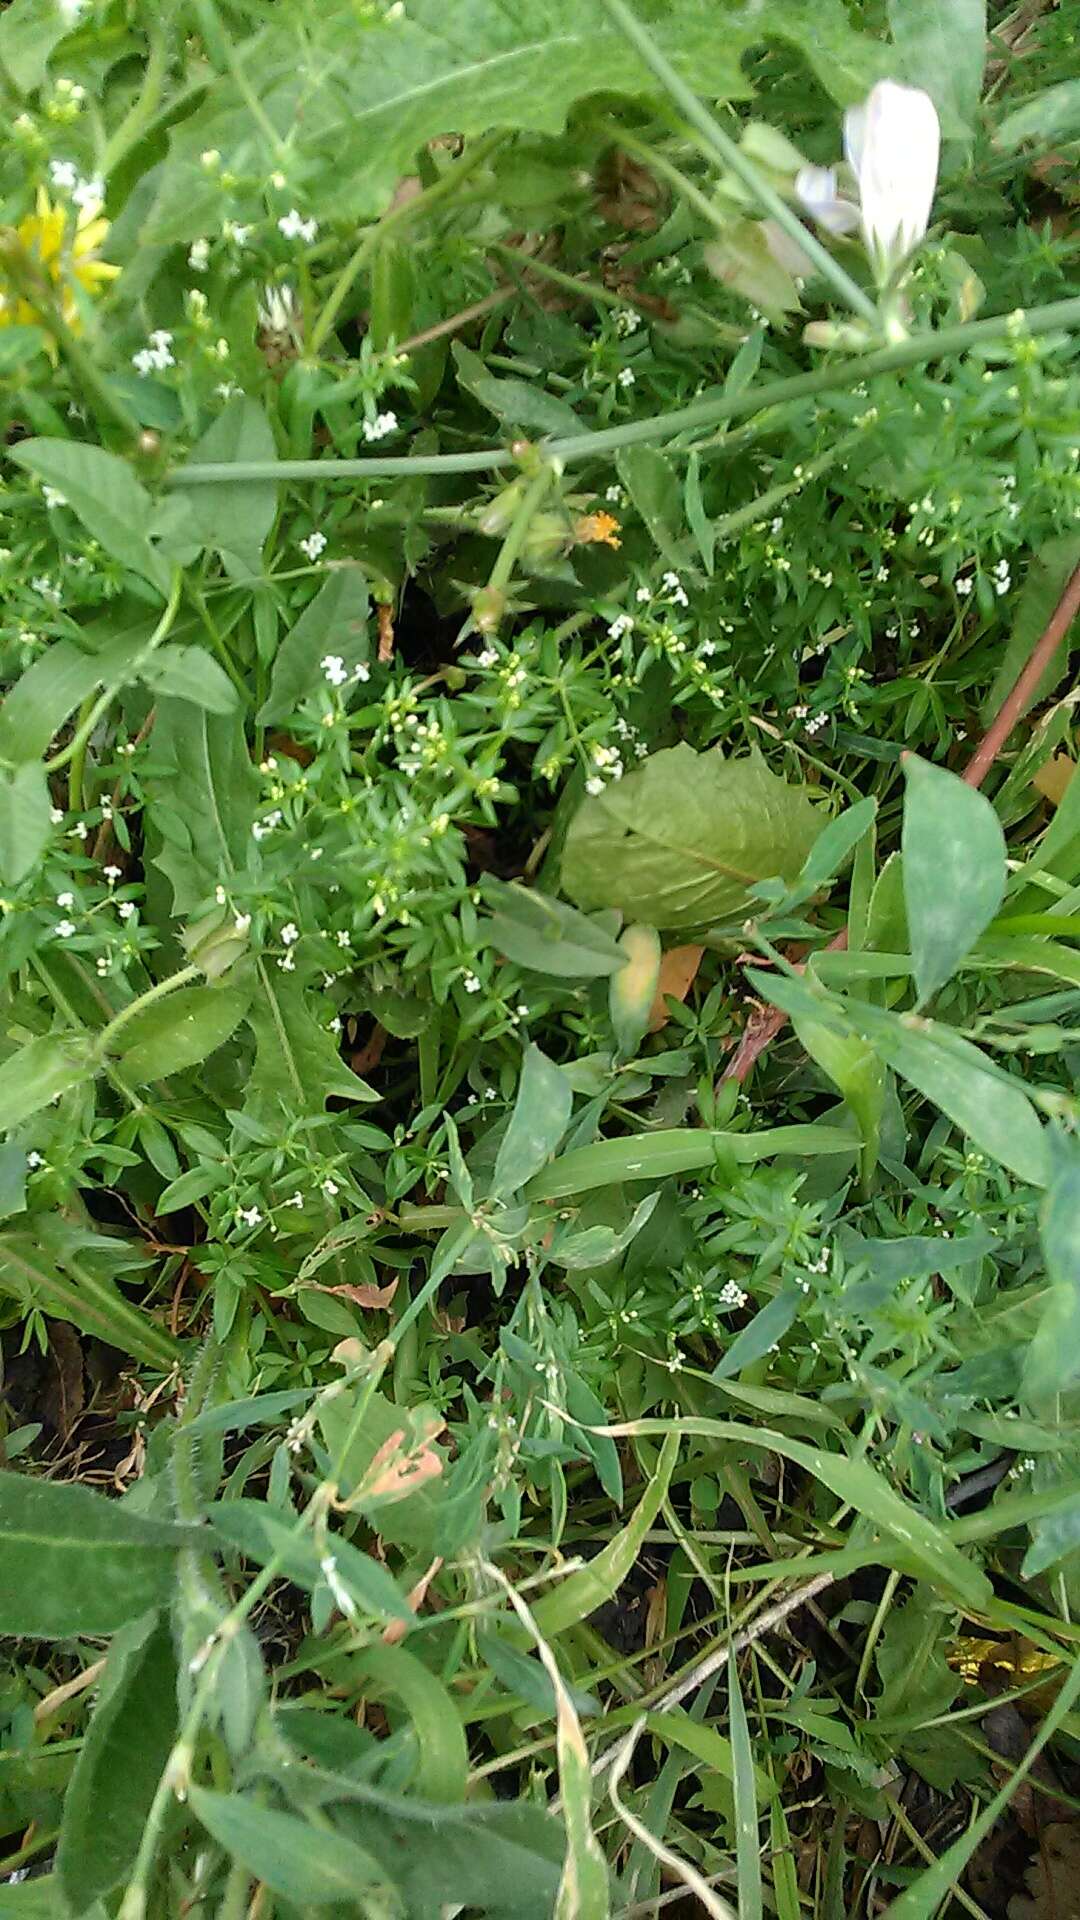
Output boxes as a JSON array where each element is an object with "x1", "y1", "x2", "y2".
[{"x1": 1, "y1": 1, "x2": 1080, "y2": 1915}]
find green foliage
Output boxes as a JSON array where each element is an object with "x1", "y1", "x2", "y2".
[{"x1": 1, "y1": 0, "x2": 1080, "y2": 1910}]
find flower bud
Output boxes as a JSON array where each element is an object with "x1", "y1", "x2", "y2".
[{"x1": 182, "y1": 910, "x2": 249, "y2": 980}]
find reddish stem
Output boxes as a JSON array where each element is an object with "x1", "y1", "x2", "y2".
[{"x1": 723, "y1": 562, "x2": 1080, "y2": 1084}]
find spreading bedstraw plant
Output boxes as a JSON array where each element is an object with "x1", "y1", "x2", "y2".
[{"x1": 2, "y1": 0, "x2": 1080, "y2": 1913}]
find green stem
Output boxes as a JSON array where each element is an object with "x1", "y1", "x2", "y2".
[
  {"x1": 310, "y1": 130, "x2": 505, "y2": 354},
  {"x1": 596, "y1": 0, "x2": 879, "y2": 326},
  {"x1": 45, "y1": 573, "x2": 182, "y2": 774},
  {"x1": 100, "y1": 17, "x2": 171, "y2": 177},
  {"x1": 67, "y1": 694, "x2": 95, "y2": 814},
  {"x1": 168, "y1": 293, "x2": 1080, "y2": 487},
  {"x1": 95, "y1": 962, "x2": 201, "y2": 1059},
  {"x1": 487, "y1": 461, "x2": 556, "y2": 593},
  {"x1": 487, "y1": 241, "x2": 631, "y2": 313}
]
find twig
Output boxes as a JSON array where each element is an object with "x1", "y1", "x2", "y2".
[
  {"x1": 724, "y1": 560, "x2": 1080, "y2": 1082},
  {"x1": 609, "y1": 1722, "x2": 738, "y2": 1920}
]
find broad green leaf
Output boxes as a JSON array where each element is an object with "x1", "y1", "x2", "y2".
[
  {"x1": 755, "y1": 796, "x2": 877, "y2": 915},
  {"x1": 0, "y1": 1470, "x2": 188, "y2": 1637},
  {"x1": 0, "y1": 1034, "x2": 94, "y2": 1131},
  {"x1": 149, "y1": 699, "x2": 259, "y2": 914},
  {"x1": 57, "y1": 1613, "x2": 177, "y2": 1907},
  {"x1": 982, "y1": 536, "x2": 1080, "y2": 725},
  {"x1": 454, "y1": 343, "x2": 582, "y2": 437},
  {"x1": 189, "y1": 1788, "x2": 392, "y2": 1906},
  {"x1": 0, "y1": 0, "x2": 72, "y2": 93},
  {"x1": 1023, "y1": 1148, "x2": 1080, "y2": 1404},
  {"x1": 244, "y1": 969, "x2": 377, "y2": 1121},
  {"x1": 711, "y1": 1290, "x2": 800, "y2": 1383},
  {"x1": 609, "y1": 923, "x2": 661, "y2": 1058},
  {"x1": 140, "y1": 644, "x2": 240, "y2": 714},
  {"x1": 533, "y1": 1432, "x2": 678, "y2": 1636},
  {"x1": 9, "y1": 441, "x2": 171, "y2": 597},
  {"x1": 0, "y1": 638, "x2": 125, "y2": 768},
  {"x1": 561, "y1": 746, "x2": 821, "y2": 933},
  {"x1": 0, "y1": 1224, "x2": 181, "y2": 1367},
  {"x1": 114, "y1": 984, "x2": 250, "y2": 1083},
  {"x1": 902, "y1": 756, "x2": 1006, "y2": 1003},
  {"x1": 842, "y1": 999, "x2": 1049, "y2": 1187},
  {"x1": 286, "y1": 1766, "x2": 565, "y2": 1916},
  {"x1": 997, "y1": 77, "x2": 1080, "y2": 150},
  {"x1": 480, "y1": 879, "x2": 628, "y2": 978},
  {"x1": 526, "y1": 1122, "x2": 856, "y2": 1200},
  {"x1": 615, "y1": 445, "x2": 689, "y2": 571},
  {"x1": 258, "y1": 568, "x2": 370, "y2": 724},
  {"x1": 0, "y1": 763, "x2": 52, "y2": 883},
  {"x1": 352, "y1": 1644, "x2": 468, "y2": 1802},
  {"x1": 492, "y1": 1045, "x2": 573, "y2": 1198},
  {"x1": 887, "y1": 0, "x2": 986, "y2": 139},
  {"x1": 792, "y1": 1009, "x2": 884, "y2": 1187},
  {"x1": 179, "y1": 396, "x2": 279, "y2": 575}
]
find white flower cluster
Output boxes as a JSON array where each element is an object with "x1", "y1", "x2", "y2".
[
  {"x1": 362, "y1": 411, "x2": 399, "y2": 443},
  {"x1": 48, "y1": 157, "x2": 104, "y2": 211},
  {"x1": 278, "y1": 208, "x2": 318, "y2": 243},
  {"x1": 132, "y1": 330, "x2": 175, "y2": 376}
]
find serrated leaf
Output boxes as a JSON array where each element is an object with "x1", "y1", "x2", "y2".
[
  {"x1": 189, "y1": 1788, "x2": 392, "y2": 1905},
  {"x1": 114, "y1": 984, "x2": 251, "y2": 1083},
  {"x1": 258, "y1": 569, "x2": 370, "y2": 725},
  {"x1": 57, "y1": 1613, "x2": 177, "y2": 1907},
  {"x1": 561, "y1": 746, "x2": 822, "y2": 933},
  {"x1": 244, "y1": 969, "x2": 377, "y2": 1122},
  {"x1": 0, "y1": 1470, "x2": 188, "y2": 1637},
  {"x1": 9, "y1": 441, "x2": 170, "y2": 597},
  {"x1": 149, "y1": 699, "x2": 259, "y2": 915},
  {"x1": 887, "y1": 0, "x2": 986, "y2": 139},
  {"x1": 902, "y1": 756, "x2": 1006, "y2": 1004}
]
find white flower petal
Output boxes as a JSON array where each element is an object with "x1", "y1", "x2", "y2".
[
  {"x1": 849, "y1": 80, "x2": 940, "y2": 268},
  {"x1": 794, "y1": 165, "x2": 860, "y2": 236}
]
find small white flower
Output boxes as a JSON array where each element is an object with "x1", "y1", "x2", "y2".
[
  {"x1": 233, "y1": 912, "x2": 251, "y2": 934},
  {"x1": 258, "y1": 282, "x2": 299, "y2": 335},
  {"x1": 797, "y1": 80, "x2": 940, "y2": 284},
  {"x1": 49, "y1": 158, "x2": 78, "y2": 190},
  {"x1": 26, "y1": 1151, "x2": 43, "y2": 1169},
  {"x1": 72, "y1": 175, "x2": 103, "y2": 211},
  {"x1": 236, "y1": 1205, "x2": 262, "y2": 1228},
  {"x1": 300, "y1": 530, "x2": 327, "y2": 562},
  {"x1": 278, "y1": 950, "x2": 296, "y2": 971},
  {"x1": 70, "y1": 820, "x2": 88, "y2": 840},
  {"x1": 955, "y1": 574, "x2": 973, "y2": 596},
  {"x1": 278, "y1": 208, "x2": 317, "y2": 243},
  {"x1": 42, "y1": 485, "x2": 66, "y2": 510},
  {"x1": 635, "y1": 585, "x2": 652, "y2": 603},
  {"x1": 280, "y1": 921, "x2": 299, "y2": 945},
  {"x1": 462, "y1": 970, "x2": 482, "y2": 994},
  {"x1": 616, "y1": 367, "x2": 635, "y2": 388},
  {"x1": 222, "y1": 220, "x2": 250, "y2": 247},
  {"x1": 336, "y1": 930, "x2": 352, "y2": 948},
  {"x1": 352, "y1": 661, "x2": 370, "y2": 682},
  {"x1": 992, "y1": 558, "x2": 1011, "y2": 596},
  {"x1": 286, "y1": 1191, "x2": 304, "y2": 1208},
  {"x1": 718, "y1": 1279, "x2": 748, "y2": 1309},
  {"x1": 322, "y1": 1177, "x2": 339, "y2": 1197},
  {"x1": 362, "y1": 410, "x2": 398, "y2": 443},
  {"x1": 32, "y1": 576, "x2": 61, "y2": 601},
  {"x1": 117, "y1": 900, "x2": 135, "y2": 920},
  {"x1": 56, "y1": 891, "x2": 74, "y2": 908},
  {"x1": 103, "y1": 864, "x2": 121, "y2": 882},
  {"x1": 321, "y1": 653, "x2": 348, "y2": 687},
  {"x1": 608, "y1": 614, "x2": 634, "y2": 640},
  {"x1": 188, "y1": 237, "x2": 211, "y2": 272},
  {"x1": 585, "y1": 776, "x2": 604, "y2": 796},
  {"x1": 50, "y1": 806, "x2": 64, "y2": 824},
  {"x1": 54, "y1": 919, "x2": 76, "y2": 938}
]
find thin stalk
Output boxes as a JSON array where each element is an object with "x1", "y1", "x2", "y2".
[
  {"x1": 100, "y1": 17, "x2": 172, "y2": 176},
  {"x1": 596, "y1": 0, "x2": 879, "y2": 326},
  {"x1": 310, "y1": 130, "x2": 505, "y2": 354},
  {"x1": 168, "y1": 293, "x2": 1080, "y2": 488},
  {"x1": 67, "y1": 694, "x2": 95, "y2": 814},
  {"x1": 95, "y1": 962, "x2": 202, "y2": 1059}
]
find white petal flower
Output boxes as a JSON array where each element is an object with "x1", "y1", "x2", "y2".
[
  {"x1": 793, "y1": 165, "x2": 859, "y2": 238},
  {"x1": 843, "y1": 80, "x2": 940, "y2": 277}
]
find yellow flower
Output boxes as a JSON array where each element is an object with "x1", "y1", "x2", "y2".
[
  {"x1": 573, "y1": 511, "x2": 622, "y2": 549},
  {"x1": 0, "y1": 187, "x2": 119, "y2": 333}
]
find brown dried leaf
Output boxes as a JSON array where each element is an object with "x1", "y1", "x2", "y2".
[
  {"x1": 1034, "y1": 755, "x2": 1077, "y2": 807},
  {"x1": 647, "y1": 943, "x2": 704, "y2": 1031},
  {"x1": 304, "y1": 1277, "x2": 399, "y2": 1311},
  {"x1": 1009, "y1": 1825, "x2": 1080, "y2": 1920}
]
